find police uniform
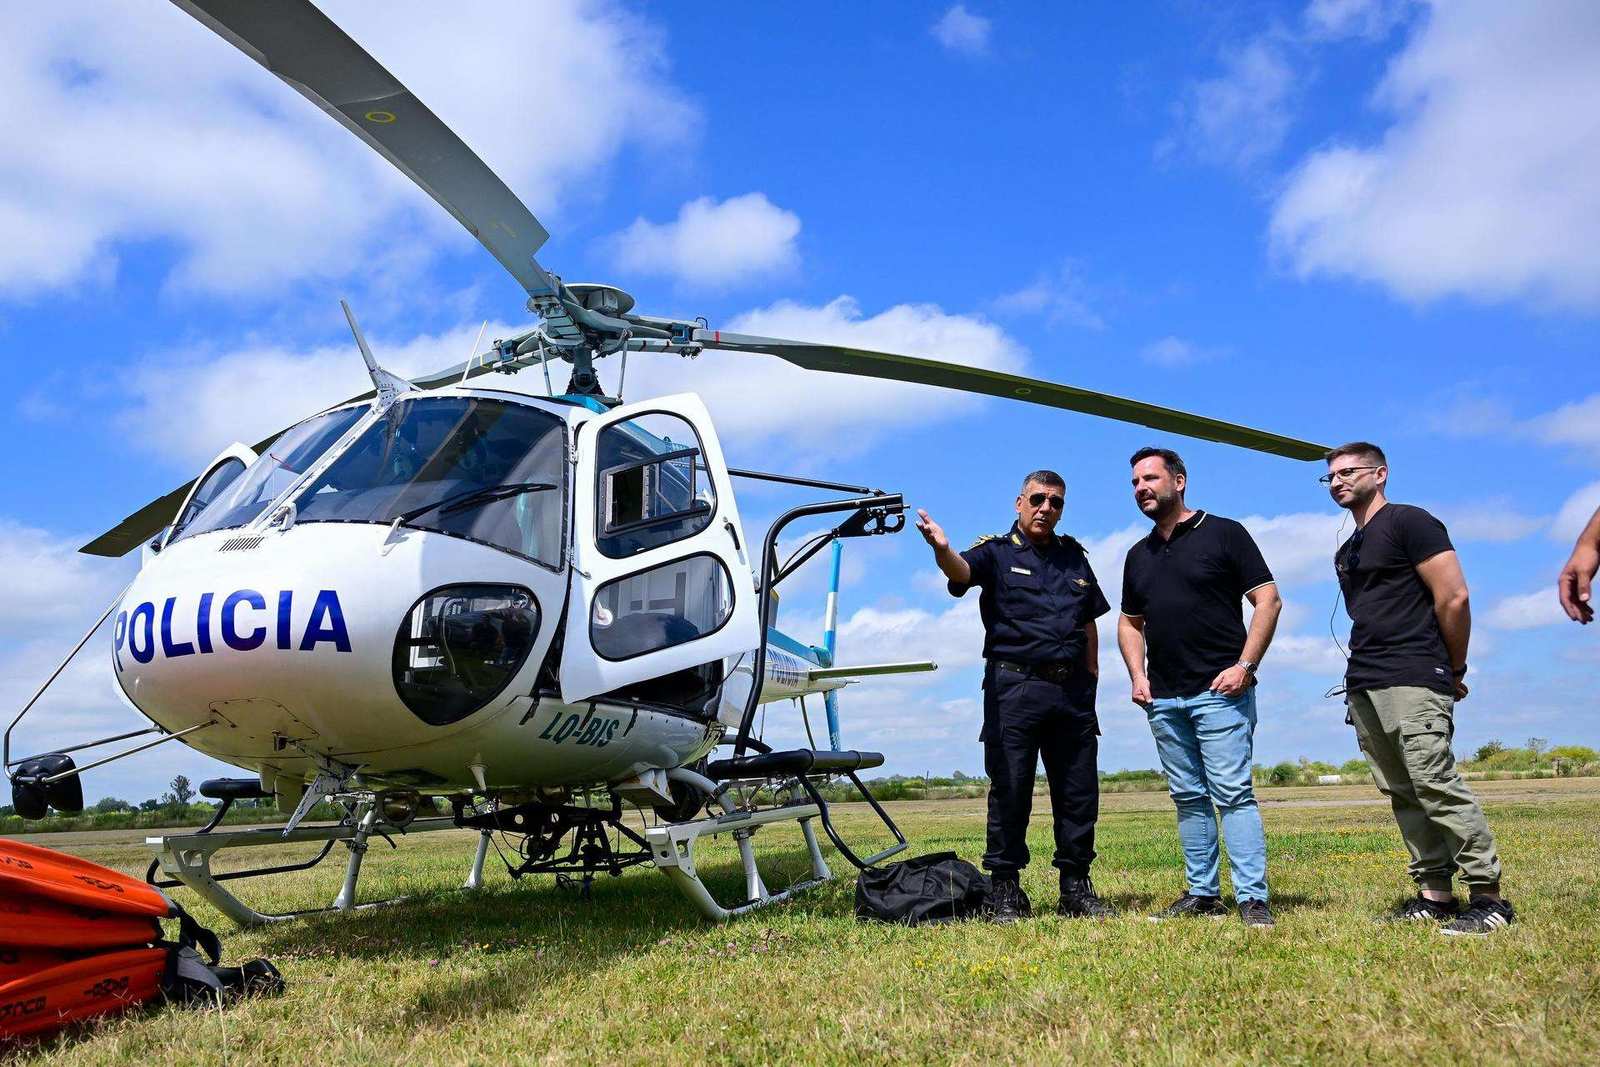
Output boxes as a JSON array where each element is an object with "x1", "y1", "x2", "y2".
[{"x1": 949, "y1": 522, "x2": 1110, "y2": 879}]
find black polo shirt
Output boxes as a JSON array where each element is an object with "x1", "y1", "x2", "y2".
[
  {"x1": 949, "y1": 522, "x2": 1110, "y2": 665},
  {"x1": 1121, "y1": 511, "x2": 1274, "y2": 699},
  {"x1": 1335, "y1": 502, "x2": 1456, "y2": 695}
]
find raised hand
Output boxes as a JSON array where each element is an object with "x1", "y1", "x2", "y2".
[{"x1": 915, "y1": 508, "x2": 949, "y2": 552}]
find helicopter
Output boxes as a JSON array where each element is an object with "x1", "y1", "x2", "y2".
[{"x1": 3, "y1": 0, "x2": 1327, "y2": 925}]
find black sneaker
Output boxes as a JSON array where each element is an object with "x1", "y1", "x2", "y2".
[
  {"x1": 1440, "y1": 896, "x2": 1515, "y2": 936},
  {"x1": 1379, "y1": 894, "x2": 1459, "y2": 923},
  {"x1": 1239, "y1": 899, "x2": 1276, "y2": 928},
  {"x1": 988, "y1": 877, "x2": 1032, "y2": 924},
  {"x1": 1057, "y1": 876, "x2": 1117, "y2": 919},
  {"x1": 1148, "y1": 892, "x2": 1228, "y2": 922}
]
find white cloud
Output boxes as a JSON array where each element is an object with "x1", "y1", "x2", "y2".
[
  {"x1": 1431, "y1": 499, "x2": 1546, "y2": 544},
  {"x1": 1270, "y1": 0, "x2": 1600, "y2": 309},
  {"x1": 1552, "y1": 480, "x2": 1600, "y2": 544},
  {"x1": 607, "y1": 193, "x2": 801, "y2": 288},
  {"x1": 0, "y1": 2, "x2": 696, "y2": 297},
  {"x1": 1304, "y1": 0, "x2": 1412, "y2": 40},
  {"x1": 1140, "y1": 336, "x2": 1218, "y2": 368},
  {"x1": 931, "y1": 5, "x2": 992, "y2": 57},
  {"x1": 1164, "y1": 35, "x2": 1298, "y2": 169},
  {"x1": 118, "y1": 321, "x2": 521, "y2": 468},
  {"x1": 1485, "y1": 587, "x2": 1565, "y2": 631},
  {"x1": 0, "y1": 519, "x2": 129, "y2": 635},
  {"x1": 991, "y1": 262, "x2": 1105, "y2": 330},
  {"x1": 1530, "y1": 394, "x2": 1600, "y2": 452}
]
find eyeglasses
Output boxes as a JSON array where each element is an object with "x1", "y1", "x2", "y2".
[
  {"x1": 1318, "y1": 465, "x2": 1380, "y2": 486},
  {"x1": 1027, "y1": 492, "x2": 1064, "y2": 509},
  {"x1": 1336, "y1": 527, "x2": 1365, "y2": 579}
]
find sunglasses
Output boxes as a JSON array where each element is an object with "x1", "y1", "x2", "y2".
[{"x1": 1027, "y1": 492, "x2": 1064, "y2": 509}]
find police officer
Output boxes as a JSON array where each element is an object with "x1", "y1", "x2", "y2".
[{"x1": 916, "y1": 469, "x2": 1113, "y2": 923}]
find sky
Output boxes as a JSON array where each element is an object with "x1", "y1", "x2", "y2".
[{"x1": 1, "y1": 0, "x2": 1597, "y2": 804}]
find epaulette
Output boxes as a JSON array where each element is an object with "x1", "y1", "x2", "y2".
[{"x1": 968, "y1": 533, "x2": 1001, "y2": 549}]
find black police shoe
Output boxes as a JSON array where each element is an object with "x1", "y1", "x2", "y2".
[
  {"x1": 1440, "y1": 896, "x2": 1515, "y2": 936},
  {"x1": 1148, "y1": 892, "x2": 1228, "y2": 922},
  {"x1": 1239, "y1": 899, "x2": 1276, "y2": 929},
  {"x1": 1378, "y1": 894, "x2": 1459, "y2": 923},
  {"x1": 988, "y1": 876, "x2": 1032, "y2": 924},
  {"x1": 1057, "y1": 875, "x2": 1117, "y2": 919}
]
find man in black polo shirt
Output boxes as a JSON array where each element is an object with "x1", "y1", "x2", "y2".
[
  {"x1": 1326, "y1": 440, "x2": 1513, "y2": 935},
  {"x1": 1117, "y1": 447, "x2": 1281, "y2": 929},
  {"x1": 916, "y1": 469, "x2": 1113, "y2": 923}
]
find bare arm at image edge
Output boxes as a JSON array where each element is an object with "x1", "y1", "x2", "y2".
[
  {"x1": 1118, "y1": 613, "x2": 1151, "y2": 706},
  {"x1": 1559, "y1": 504, "x2": 1600, "y2": 625},
  {"x1": 1416, "y1": 550, "x2": 1471, "y2": 700}
]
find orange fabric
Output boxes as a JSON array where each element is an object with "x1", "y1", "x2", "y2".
[
  {"x1": 0, "y1": 893, "x2": 161, "y2": 952},
  {"x1": 0, "y1": 838, "x2": 173, "y2": 918},
  {"x1": 0, "y1": 946, "x2": 166, "y2": 1041}
]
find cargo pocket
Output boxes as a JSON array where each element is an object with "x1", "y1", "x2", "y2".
[{"x1": 1398, "y1": 708, "x2": 1456, "y2": 784}]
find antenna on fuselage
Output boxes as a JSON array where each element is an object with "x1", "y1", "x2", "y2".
[{"x1": 341, "y1": 299, "x2": 414, "y2": 412}]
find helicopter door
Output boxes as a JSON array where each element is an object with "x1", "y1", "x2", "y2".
[
  {"x1": 160, "y1": 442, "x2": 258, "y2": 549},
  {"x1": 559, "y1": 394, "x2": 758, "y2": 704}
]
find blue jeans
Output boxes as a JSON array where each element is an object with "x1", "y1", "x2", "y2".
[{"x1": 1146, "y1": 689, "x2": 1268, "y2": 902}]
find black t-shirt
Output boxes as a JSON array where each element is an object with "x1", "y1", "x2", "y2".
[
  {"x1": 1121, "y1": 511, "x2": 1275, "y2": 699},
  {"x1": 1335, "y1": 503, "x2": 1456, "y2": 695},
  {"x1": 949, "y1": 523, "x2": 1111, "y2": 665}
]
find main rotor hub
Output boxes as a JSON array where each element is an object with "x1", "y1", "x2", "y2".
[{"x1": 566, "y1": 283, "x2": 636, "y2": 318}]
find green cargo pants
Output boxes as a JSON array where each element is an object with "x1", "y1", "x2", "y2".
[{"x1": 1347, "y1": 686, "x2": 1502, "y2": 892}]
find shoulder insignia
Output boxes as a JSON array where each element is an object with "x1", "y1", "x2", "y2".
[
  {"x1": 1074, "y1": 577, "x2": 1089, "y2": 587},
  {"x1": 1009, "y1": 532, "x2": 1022, "y2": 546},
  {"x1": 968, "y1": 534, "x2": 1000, "y2": 550}
]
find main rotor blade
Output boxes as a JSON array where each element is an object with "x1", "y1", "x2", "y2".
[
  {"x1": 696, "y1": 331, "x2": 1328, "y2": 461},
  {"x1": 171, "y1": 0, "x2": 552, "y2": 295}
]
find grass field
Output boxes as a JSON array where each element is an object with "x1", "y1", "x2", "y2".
[{"x1": 8, "y1": 777, "x2": 1599, "y2": 1065}]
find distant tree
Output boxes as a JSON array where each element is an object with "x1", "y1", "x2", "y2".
[
  {"x1": 951, "y1": 770, "x2": 968, "y2": 781},
  {"x1": 1268, "y1": 761, "x2": 1299, "y2": 785},
  {"x1": 92, "y1": 797, "x2": 131, "y2": 814},
  {"x1": 0, "y1": 805, "x2": 14, "y2": 818},
  {"x1": 1339, "y1": 758, "x2": 1370, "y2": 776},
  {"x1": 1548, "y1": 745, "x2": 1599, "y2": 763},
  {"x1": 1526, "y1": 738, "x2": 1548, "y2": 758},
  {"x1": 1473, "y1": 740, "x2": 1505, "y2": 762},
  {"x1": 140, "y1": 797, "x2": 164, "y2": 813},
  {"x1": 169, "y1": 775, "x2": 195, "y2": 808}
]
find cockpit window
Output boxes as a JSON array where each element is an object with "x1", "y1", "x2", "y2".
[
  {"x1": 291, "y1": 396, "x2": 565, "y2": 567},
  {"x1": 173, "y1": 406, "x2": 366, "y2": 544}
]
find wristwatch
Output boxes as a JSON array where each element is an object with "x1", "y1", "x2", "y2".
[{"x1": 1237, "y1": 660, "x2": 1257, "y2": 675}]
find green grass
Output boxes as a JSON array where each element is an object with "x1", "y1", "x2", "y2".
[{"x1": 8, "y1": 778, "x2": 1599, "y2": 1065}]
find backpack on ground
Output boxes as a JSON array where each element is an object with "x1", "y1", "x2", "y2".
[
  {"x1": 854, "y1": 851, "x2": 991, "y2": 925},
  {"x1": 0, "y1": 837, "x2": 282, "y2": 1043}
]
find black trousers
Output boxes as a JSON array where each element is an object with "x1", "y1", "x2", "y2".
[{"x1": 981, "y1": 662, "x2": 1100, "y2": 878}]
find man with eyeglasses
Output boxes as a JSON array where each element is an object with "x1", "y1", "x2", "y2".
[
  {"x1": 916, "y1": 470, "x2": 1113, "y2": 923},
  {"x1": 1325, "y1": 441, "x2": 1513, "y2": 935},
  {"x1": 1117, "y1": 447, "x2": 1281, "y2": 929}
]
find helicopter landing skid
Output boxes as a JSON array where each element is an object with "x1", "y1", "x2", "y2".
[
  {"x1": 146, "y1": 805, "x2": 478, "y2": 928},
  {"x1": 646, "y1": 799, "x2": 834, "y2": 921}
]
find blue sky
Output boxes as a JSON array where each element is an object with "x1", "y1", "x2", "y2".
[{"x1": 1, "y1": 0, "x2": 1597, "y2": 803}]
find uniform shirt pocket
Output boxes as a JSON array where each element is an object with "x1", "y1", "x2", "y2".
[{"x1": 997, "y1": 568, "x2": 1047, "y2": 617}]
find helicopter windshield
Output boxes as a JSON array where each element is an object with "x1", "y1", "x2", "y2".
[
  {"x1": 173, "y1": 405, "x2": 367, "y2": 545},
  {"x1": 290, "y1": 396, "x2": 565, "y2": 567}
]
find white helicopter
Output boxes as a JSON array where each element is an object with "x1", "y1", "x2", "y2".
[{"x1": 3, "y1": 0, "x2": 1326, "y2": 925}]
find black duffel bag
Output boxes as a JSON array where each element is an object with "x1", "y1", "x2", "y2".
[{"x1": 854, "y1": 851, "x2": 991, "y2": 925}]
